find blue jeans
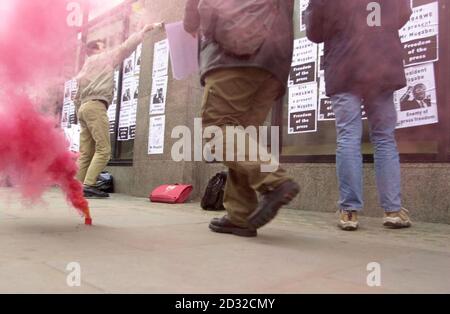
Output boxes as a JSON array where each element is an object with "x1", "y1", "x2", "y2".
[{"x1": 331, "y1": 91, "x2": 402, "y2": 213}]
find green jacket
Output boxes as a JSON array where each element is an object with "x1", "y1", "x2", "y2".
[{"x1": 74, "y1": 31, "x2": 145, "y2": 110}]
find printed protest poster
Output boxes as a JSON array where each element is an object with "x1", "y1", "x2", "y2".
[
  {"x1": 148, "y1": 115, "x2": 166, "y2": 155},
  {"x1": 118, "y1": 77, "x2": 134, "y2": 141},
  {"x1": 288, "y1": 37, "x2": 317, "y2": 86},
  {"x1": 61, "y1": 102, "x2": 71, "y2": 128},
  {"x1": 288, "y1": 83, "x2": 318, "y2": 134},
  {"x1": 152, "y1": 39, "x2": 170, "y2": 78},
  {"x1": 394, "y1": 63, "x2": 438, "y2": 129},
  {"x1": 63, "y1": 80, "x2": 72, "y2": 102},
  {"x1": 318, "y1": 43, "x2": 325, "y2": 75},
  {"x1": 299, "y1": 0, "x2": 310, "y2": 32},
  {"x1": 123, "y1": 51, "x2": 136, "y2": 79},
  {"x1": 150, "y1": 75, "x2": 168, "y2": 115},
  {"x1": 129, "y1": 79, "x2": 139, "y2": 139},
  {"x1": 399, "y1": 1, "x2": 439, "y2": 67},
  {"x1": 63, "y1": 124, "x2": 81, "y2": 153},
  {"x1": 318, "y1": 75, "x2": 334, "y2": 121},
  {"x1": 134, "y1": 44, "x2": 142, "y2": 75},
  {"x1": 62, "y1": 79, "x2": 78, "y2": 127},
  {"x1": 107, "y1": 70, "x2": 120, "y2": 134}
]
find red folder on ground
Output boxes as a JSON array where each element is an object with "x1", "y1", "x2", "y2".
[{"x1": 150, "y1": 184, "x2": 193, "y2": 204}]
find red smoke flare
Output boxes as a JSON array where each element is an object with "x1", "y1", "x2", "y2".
[{"x1": 0, "y1": 0, "x2": 91, "y2": 223}]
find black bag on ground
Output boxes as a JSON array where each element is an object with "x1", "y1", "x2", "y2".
[
  {"x1": 201, "y1": 172, "x2": 227, "y2": 211},
  {"x1": 96, "y1": 171, "x2": 114, "y2": 193}
]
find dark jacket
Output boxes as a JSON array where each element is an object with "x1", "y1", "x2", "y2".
[
  {"x1": 183, "y1": 0, "x2": 295, "y2": 98},
  {"x1": 305, "y1": 0, "x2": 412, "y2": 97}
]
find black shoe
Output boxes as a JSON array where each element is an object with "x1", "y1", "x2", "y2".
[
  {"x1": 83, "y1": 185, "x2": 110, "y2": 198},
  {"x1": 209, "y1": 216, "x2": 257, "y2": 237},
  {"x1": 248, "y1": 180, "x2": 300, "y2": 229}
]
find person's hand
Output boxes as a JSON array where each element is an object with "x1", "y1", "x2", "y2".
[{"x1": 142, "y1": 22, "x2": 164, "y2": 33}]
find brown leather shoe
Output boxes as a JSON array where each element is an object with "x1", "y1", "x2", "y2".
[
  {"x1": 209, "y1": 216, "x2": 257, "y2": 237},
  {"x1": 248, "y1": 180, "x2": 300, "y2": 229}
]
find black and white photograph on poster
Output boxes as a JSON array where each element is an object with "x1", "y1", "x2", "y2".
[
  {"x1": 299, "y1": 0, "x2": 309, "y2": 32},
  {"x1": 399, "y1": 1, "x2": 439, "y2": 67},
  {"x1": 134, "y1": 44, "x2": 142, "y2": 75},
  {"x1": 123, "y1": 51, "x2": 136, "y2": 79},
  {"x1": 288, "y1": 84, "x2": 318, "y2": 134},
  {"x1": 150, "y1": 75, "x2": 168, "y2": 115},
  {"x1": 318, "y1": 75, "x2": 334, "y2": 121},
  {"x1": 152, "y1": 39, "x2": 169, "y2": 78},
  {"x1": 148, "y1": 115, "x2": 166, "y2": 155},
  {"x1": 289, "y1": 37, "x2": 317, "y2": 86},
  {"x1": 121, "y1": 77, "x2": 134, "y2": 103},
  {"x1": 394, "y1": 63, "x2": 438, "y2": 129}
]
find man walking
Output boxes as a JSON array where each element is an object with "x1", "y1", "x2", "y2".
[
  {"x1": 305, "y1": 0, "x2": 412, "y2": 230},
  {"x1": 184, "y1": 0, "x2": 299, "y2": 237},
  {"x1": 75, "y1": 23, "x2": 162, "y2": 198}
]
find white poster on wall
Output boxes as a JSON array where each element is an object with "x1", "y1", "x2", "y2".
[
  {"x1": 148, "y1": 115, "x2": 166, "y2": 155},
  {"x1": 152, "y1": 39, "x2": 170, "y2": 78},
  {"x1": 123, "y1": 51, "x2": 136, "y2": 79},
  {"x1": 129, "y1": 79, "x2": 139, "y2": 139},
  {"x1": 399, "y1": 1, "x2": 439, "y2": 67},
  {"x1": 288, "y1": 83, "x2": 318, "y2": 134},
  {"x1": 150, "y1": 75, "x2": 168, "y2": 115},
  {"x1": 299, "y1": 0, "x2": 310, "y2": 32},
  {"x1": 318, "y1": 74, "x2": 334, "y2": 121},
  {"x1": 134, "y1": 44, "x2": 142, "y2": 75},
  {"x1": 288, "y1": 37, "x2": 317, "y2": 86},
  {"x1": 394, "y1": 62, "x2": 438, "y2": 129},
  {"x1": 107, "y1": 70, "x2": 120, "y2": 134},
  {"x1": 63, "y1": 124, "x2": 81, "y2": 153},
  {"x1": 118, "y1": 77, "x2": 134, "y2": 141}
]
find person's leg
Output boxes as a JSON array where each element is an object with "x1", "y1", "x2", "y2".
[
  {"x1": 82, "y1": 101, "x2": 111, "y2": 187},
  {"x1": 365, "y1": 91, "x2": 411, "y2": 228},
  {"x1": 331, "y1": 92, "x2": 364, "y2": 211},
  {"x1": 76, "y1": 105, "x2": 95, "y2": 184},
  {"x1": 202, "y1": 68, "x2": 297, "y2": 232}
]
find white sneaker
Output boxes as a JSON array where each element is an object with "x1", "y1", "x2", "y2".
[
  {"x1": 338, "y1": 210, "x2": 359, "y2": 231},
  {"x1": 383, "y1": 208, "x2": 412, "y2": 228}
]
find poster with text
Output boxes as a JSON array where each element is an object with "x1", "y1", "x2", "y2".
[
  {"x1": 399, "y1": 1, "x2": 439, "y2": 67},
  {"x1": 118, "y1": 77, "x2": 134, "y2": 141},
  {"x1": 289, "y1": 37, "x2": 317, "y2": 86},
  {"x1": 318, "y1": 75, "x2": 334, "y2": 121},
  {"x1": 123, "y1": 51, "x2": 136, "y2": 79},
  {"x1": 148, "y1": 115, "x2": 166, "y2": 155},
  {"x1": 299, "y1": 0, "x2": 310, "y2": 32},
  {"x1": 288, "y1": 84, "x2": 318, "y2": 134},
  {"x1": 152, "y1": 39, "x2": 170, "y2": 78},
  {"x1": 394, "y1": 62, "x2": 438, "y2": 129},
  {"x1": 107, "y1": 70, "x2": 120, "y2": 133},
  {"x1": 128, "y1": 79, "x2": 139, "y2": 140},
  {"x1": 134, "y1": 44, "x2": 142, "y2": 75},
  {"x1": 149, "y1": 75, "x2": 168, "y2": 115}
]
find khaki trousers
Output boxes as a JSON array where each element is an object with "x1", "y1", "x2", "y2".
[
  {"x1": 76, "y1": 100, "x2": 111, "y2": 187},
  {"x1": 201, "y1": 67, "x2": 291, "y2": 228}
]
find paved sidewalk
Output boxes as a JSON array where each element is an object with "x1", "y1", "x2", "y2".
[{"x1": 0, "y1": 188, "x2": 449, "y2": 293}]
